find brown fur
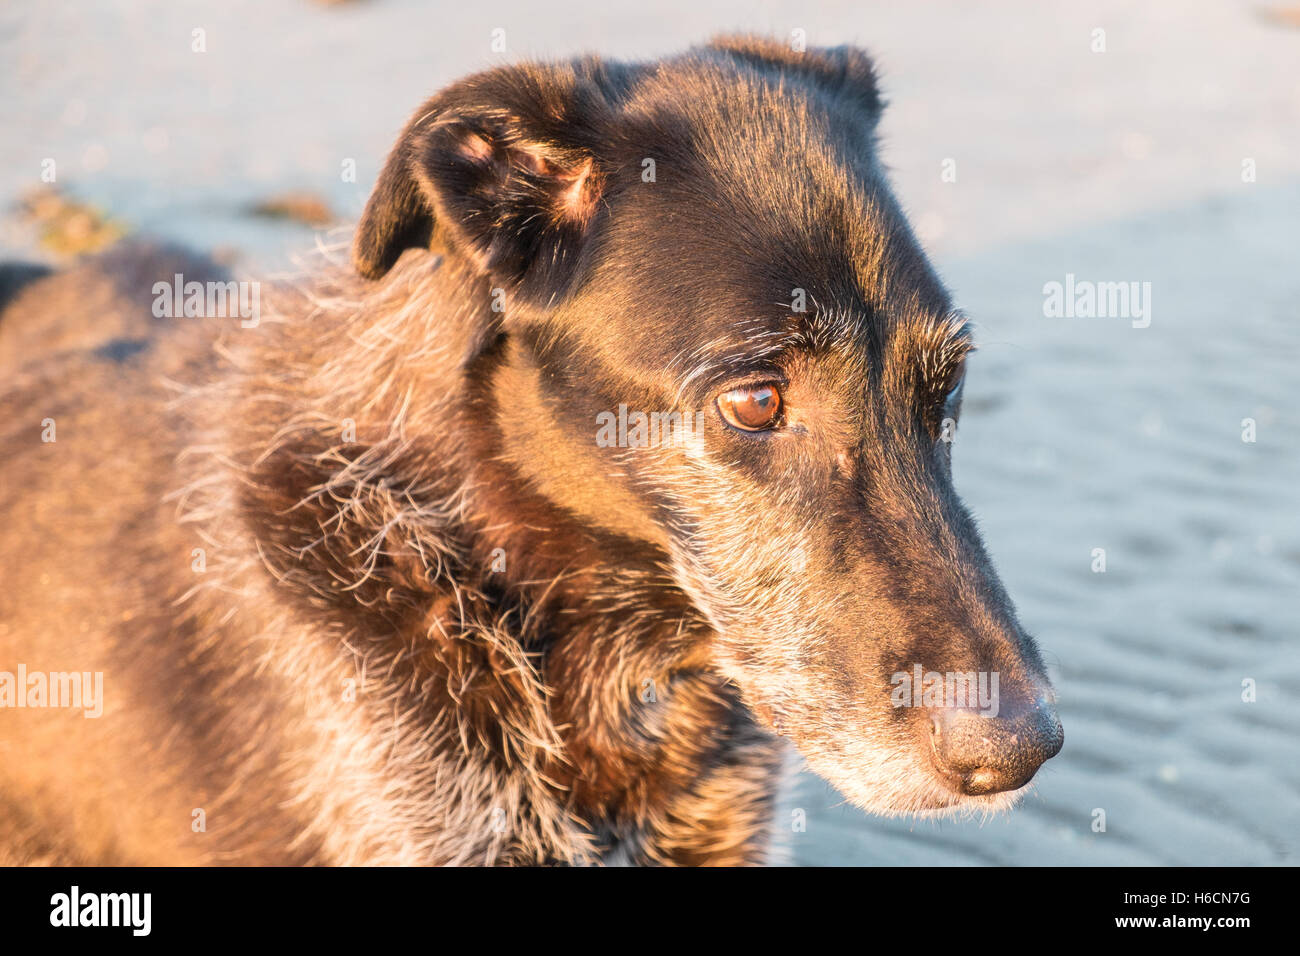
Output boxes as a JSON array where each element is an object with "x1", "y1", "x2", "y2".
[{"x1": 0, "y1": 36, "x2": 1059, "y2": 866}]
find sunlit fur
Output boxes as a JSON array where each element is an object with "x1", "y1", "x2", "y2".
[{"x1": 0, "y1": 36, "x2": 1058, "y2": 865}]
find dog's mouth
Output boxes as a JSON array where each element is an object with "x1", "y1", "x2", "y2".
[
  {"x1": 924, "y1": 756, "x2": 1047, "y2": 805},
  {"x1": 770, "y1": 697, "x2": 1063, "y2": 818},
  {"x1": 919, "y1": 781, "x2": 1037, "y2": 816},
  {"x1": 825, "y1": 757, "x2": 1041, "y2": 819},
  {"x1": 710, "y1": 623, "x2": 1063, "y2": 817}
]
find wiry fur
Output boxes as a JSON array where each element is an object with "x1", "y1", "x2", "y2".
[
  {"x1": 0, "y1": 236, "x2": 783, "y2": 865},
  {"x1": 0, "y1": 36, "x2": 1059, "y2": 865}
]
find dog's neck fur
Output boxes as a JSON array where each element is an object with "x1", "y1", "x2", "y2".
[
  {"x1": 490, "y1": 336, "x2": 672, "y2": 550},
  {"x1": 211, "y1": 250, "x2": 782, "y2": 864}
]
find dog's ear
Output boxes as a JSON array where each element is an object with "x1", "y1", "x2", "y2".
[
  {"x1": 353, "y1": 64, "x2": 612, "y2": 298},
  {"x1": 707, "y1": 34, "x2": 884, "y2": 123}
]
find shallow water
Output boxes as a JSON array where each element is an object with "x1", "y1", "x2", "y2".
[{"x1": 3, "y1": 0, "x2": 1297, "y2": 865}]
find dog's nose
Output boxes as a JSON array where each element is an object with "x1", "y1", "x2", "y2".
[{"x1": 927, "y1": 699, "x2": 1063, "y2": 795}]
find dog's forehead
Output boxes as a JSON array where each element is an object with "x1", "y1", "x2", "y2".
[{"x1": 575, "y1": 63, "x2": 952, "y2": 375}]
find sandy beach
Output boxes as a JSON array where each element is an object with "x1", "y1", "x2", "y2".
[{"x1": 2, "y1": 0, "x2": 1296, "y2": 864}]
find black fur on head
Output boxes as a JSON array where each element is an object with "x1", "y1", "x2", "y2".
[
  {"x1": 707, "y1": 34, "x2": 885, "y2": 119},
  {"x1": 352, "y1": 60, "x2": 628, "y2": 300},
  {"x1": 352, "y1": 37, "x2": 886, "y2": 303},
  {"x1": 345, "y1": 36, "x2": 1060, "y2": 821}
]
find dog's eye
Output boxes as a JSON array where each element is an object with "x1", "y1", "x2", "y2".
[
  {"x1": 717, "y1": 384, "x2": 783, "y2": 431},
  {"x1": 945, "y1": 375, "x2": 965, "y2": 406},
  {"x1": 943, "y1": 361, "x2": 967, "y2": 407}
]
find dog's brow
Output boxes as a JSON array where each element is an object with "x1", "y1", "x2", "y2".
[
  {"x1": 945, "y1": 319, "x2": 975, "y2": 354},
  {"x1": 672, "y1": 307, "x2": 881, "y2": 401},
  {"x1": 950, "y1": 317, "x2": 975, "y2": 352},
  {"x1": 927, "y1": 309, "x2": 973, "y2": 343},
  {"x1": 669, "y1": 322, "x2": 794, "y2": 403},
  {"x1": 918, "y1": 313, "x2": 975, "y2": 385}
]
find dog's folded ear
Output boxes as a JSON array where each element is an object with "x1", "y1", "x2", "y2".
[
  {"x1": 707, "y1": 34, "x2": 884, "y2": 123},
  {"x1": 353, "y1": 64, "x2": 612, "y2": 296}
]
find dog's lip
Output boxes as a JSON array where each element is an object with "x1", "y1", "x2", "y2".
[{"x1": 927, "y1": 748, "x2": 972, "y2": 796}]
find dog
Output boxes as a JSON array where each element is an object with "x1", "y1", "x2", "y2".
[{"x1": 0, "y1": 35, "x2": 1062, "y2": 865}]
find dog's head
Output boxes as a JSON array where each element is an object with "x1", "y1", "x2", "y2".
[{"x1": 353, "y1": 36, "x2": 1062, "y2": 815}]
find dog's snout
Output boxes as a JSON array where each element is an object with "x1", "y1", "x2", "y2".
[{"x1": 927, "y1": 699, "x2": 1063, "y2": 796}]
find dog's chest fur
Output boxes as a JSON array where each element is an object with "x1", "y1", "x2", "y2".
[{"x1": 156, "y1": 253, "x2": 786, "y2": 865}]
